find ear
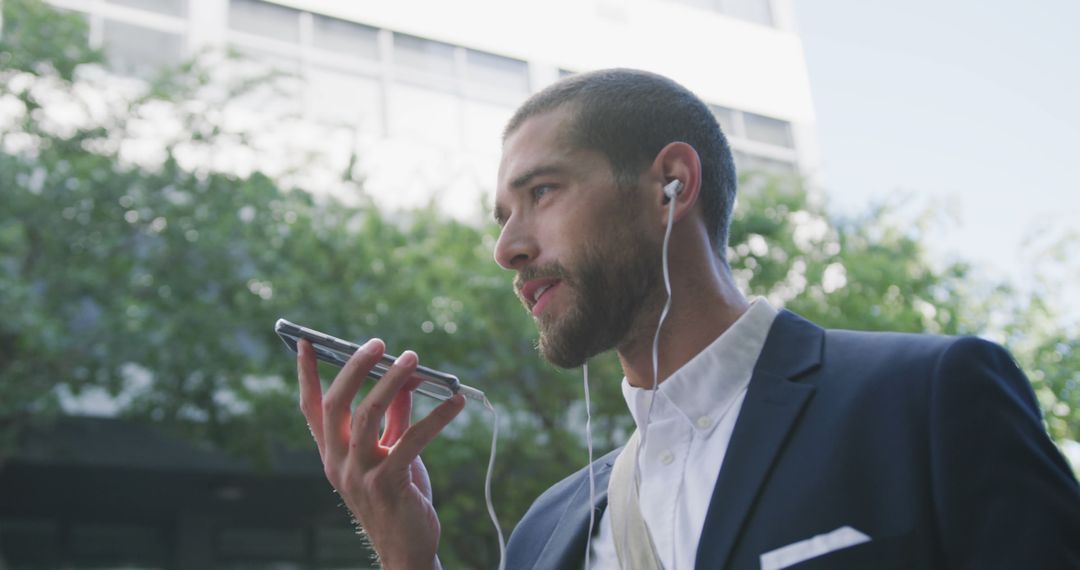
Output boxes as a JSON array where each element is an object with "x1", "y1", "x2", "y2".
[{"x1": 648, "y1": 141, "x2": 701, "y2": 227}]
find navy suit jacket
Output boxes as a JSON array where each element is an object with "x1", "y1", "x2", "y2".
[{"x1": 504, "y1": 311, "x2": 1080, "y2": 569}]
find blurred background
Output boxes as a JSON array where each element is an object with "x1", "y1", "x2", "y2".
[{"x1": 1, "y1": 0, "x2": 1076, "y2": 568}]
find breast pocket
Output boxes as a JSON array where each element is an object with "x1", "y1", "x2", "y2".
[{"x1": 783, "y1": 531, "x2": 914, "y2": 570}]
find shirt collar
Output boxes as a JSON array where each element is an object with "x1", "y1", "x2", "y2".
[{"x1": 622, "y1": 298, "x2": 779, "y2": 434}]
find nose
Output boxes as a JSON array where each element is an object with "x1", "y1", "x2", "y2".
[{"x1": 494, "y1": 216, "x2": 538, "y2": 270}]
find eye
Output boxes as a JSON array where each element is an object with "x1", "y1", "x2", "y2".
[{"x1": 531, "y1": 184, "x2": 555, "y2": 202}]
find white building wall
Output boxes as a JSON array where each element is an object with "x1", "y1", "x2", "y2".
[{"x1": 48, "y1": 0, "x2": 819, "y2": 220}]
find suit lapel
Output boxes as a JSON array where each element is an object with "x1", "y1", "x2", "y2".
[
  {"x1": 533, "y1": 455, "x2": 615, "y2": 569},
  {"x1": 695, "y1": 310, "x2": 823, "y2": 570}
]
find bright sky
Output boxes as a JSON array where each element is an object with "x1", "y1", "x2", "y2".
[{"x1": 794, "y1": 0, "x2": 1080, "y2": 322}]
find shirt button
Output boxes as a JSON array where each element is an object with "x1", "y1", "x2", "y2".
[
  {"x1": 659, "y1": 450, "x2": 674, "y2": 465},
  {"x1": 696, "y1": 416, "x2": 713, "y2": 429}
]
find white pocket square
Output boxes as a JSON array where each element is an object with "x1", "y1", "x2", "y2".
[{"x1": 759, "y1": 526, "x2": 871, "y2": 570}]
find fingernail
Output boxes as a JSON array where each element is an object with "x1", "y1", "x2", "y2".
[
  {"x1": 359, "y1": 339, "x2": 378, "y2": 354},
  {"x1": 397, "y1": 351, "x2": 416, "y2": 366}
]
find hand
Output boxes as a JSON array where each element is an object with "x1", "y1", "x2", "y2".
[{"x1": 297, "y1": 338, "x2": 466, "y2": 570}]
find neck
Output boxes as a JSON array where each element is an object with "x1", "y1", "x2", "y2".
[{"x1": 616, "y1": 255, "x2": 749, "y2": 389}]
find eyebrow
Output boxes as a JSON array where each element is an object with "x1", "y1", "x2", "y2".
[
  {"x1": 493, "y1": 164, "x2": 567, "y2": 226},
  {"x1": 510, "y1": 164, "x2": 565, "y2": 189}
]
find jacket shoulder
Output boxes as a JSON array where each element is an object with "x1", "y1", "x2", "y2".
[
  {"x1": 821, "y1": 327, "x2": 1007, "y2": 382},
  {"x1": 505, "y1": 447, "x2": 621, "y2": 568}
]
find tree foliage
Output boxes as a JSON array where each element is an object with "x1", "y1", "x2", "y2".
[{"x1": 1, "y1": 1, "x2": 1077, "y2": 567}]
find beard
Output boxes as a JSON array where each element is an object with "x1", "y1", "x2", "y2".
[{"x1": 515, "y1": 220, "x2": 664, "y2": 368}]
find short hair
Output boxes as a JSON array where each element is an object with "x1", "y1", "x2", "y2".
[{"x1": 504, "y1": 68, "x2": 737, "y2": 259}]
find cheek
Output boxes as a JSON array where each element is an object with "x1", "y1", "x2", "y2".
[
  {"x1": 557, "y1": 194, "x2": 610, "y2": 235},
  {"x1": 538, "y1": 189, "x2": 633, "y2": 263},
  {"x1": 535, "y1": 207, "x2": 581, "y2": 258}
]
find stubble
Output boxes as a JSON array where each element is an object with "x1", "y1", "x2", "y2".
[{"x1": 526, "y1": 210, "x2": 664, "y2": 368}]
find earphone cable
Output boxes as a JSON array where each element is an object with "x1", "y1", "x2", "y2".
[
  {"x1": 623, "y1": 190, "x2": 678, "y2": 568},
  {"x1": 582, "y1": 360, "x2": 596, "y2": 569},
  {"x1": 482, "y1": 397, "x2": 507, "y2": 570}
]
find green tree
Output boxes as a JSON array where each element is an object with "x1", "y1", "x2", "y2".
[{"x1": 993, "y1": 230, "x2": 1080, "y2": 444}]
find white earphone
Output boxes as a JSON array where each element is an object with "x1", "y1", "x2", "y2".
[{"x1": 662, "y1": 179, "x2": 684, "y2": 203}]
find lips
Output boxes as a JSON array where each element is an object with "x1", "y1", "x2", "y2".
[{"x1": 520, "y1": 277, "x2": 562, "y2": 317}]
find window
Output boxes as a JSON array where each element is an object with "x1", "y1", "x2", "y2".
[
  {"x1": 228, "y1": 0, "x2": 300, "y2": 42},
  {"x1": 227, "y1": 45, "x2": 303, "y2": 115},
  {"x1": 716, "y1": 103, "x2": 800, "y2": 176},
  {"x1": 104, "y1": 19, "x2": 184, "y2": 77},
  {"x1": 229, "y1": 44, "x2": 302, "y2": 74},
  {"x1": 311, "y1": 15, "x2": 379, "y2": 60},
  {"x1": 735, "y1": 151, "x2": 797, "y2": 175},
  {"x1": 709, "y1": 104, "x2": 737, "y2": 138},
  {"x1": 708, "y1": 104, "x2": 794, "y2": 149},
  {"x1": 393, "y1": 33, "x2": 455, "y2": 80},
  {"x1": 222, "y1": 5, "x2": 535, "y2": 153},
  {"x1": 743, "y1": 112, "x2": 793, "y2": 148},
  {"x1": 107, "y1": 0, "x2": 188, "y2": 18},
  {"x1": 464, "y1": 49, "x2": 529, "y2": 97}
]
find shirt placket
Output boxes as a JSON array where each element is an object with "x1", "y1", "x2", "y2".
[{"x1": 639, "y1": 416, "x2": 691, "y2": 569}]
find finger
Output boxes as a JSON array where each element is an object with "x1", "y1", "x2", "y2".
[
  {"x1": 351, "y1": 350, "x2": 420, "y2": 467},
  {"x1": 380, "y1": 375, "x2": 421, "y2": 448},
  {"x1": 411, "y1": 455, "x2": 433, "y2": 499},
  {"x1": 297, "y1": 340, "x2": 326, "y2": 459},
  {"x1": 384, "y1": 394, "x2": 466, "y2": 472},
  {"x1": 322, "y1": 338, "x2": 385, "y2": 467}
]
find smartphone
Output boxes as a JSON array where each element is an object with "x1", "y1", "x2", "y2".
[{"x1": 275, "y1": 318, "x2": 485, "y2": 403}]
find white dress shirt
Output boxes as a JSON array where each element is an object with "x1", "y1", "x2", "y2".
[{"x1": 589, "y1": 298, "x2": 779, "y2": 569}]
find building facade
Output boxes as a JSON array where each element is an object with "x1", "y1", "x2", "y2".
[{"x1": 48, "y1": 0, "x2": 817, "y2": 218}]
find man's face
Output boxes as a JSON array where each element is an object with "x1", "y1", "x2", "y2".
[{"x1": 493, "y1": 108, "x2": 663, "y2": 367}]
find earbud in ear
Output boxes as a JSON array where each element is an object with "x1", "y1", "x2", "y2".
[{"x1": 662, "y1": 180, "x2": 684, "y2": 204}]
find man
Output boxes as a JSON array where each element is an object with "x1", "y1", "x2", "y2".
[{"x1": 297, "y1": 69, "x2": 1080, "y2": 569}]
